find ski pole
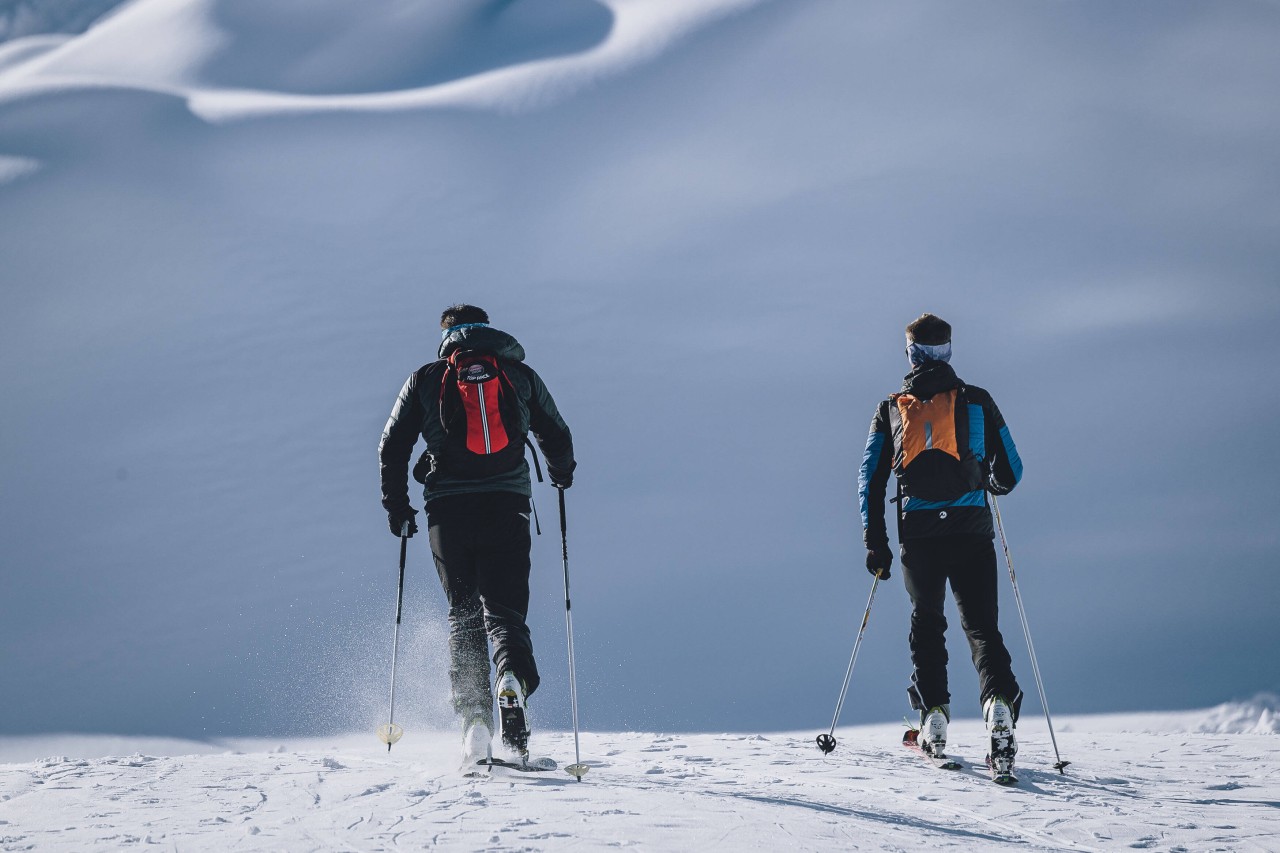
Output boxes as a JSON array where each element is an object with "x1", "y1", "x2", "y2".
[
  {"x1": 558, "y1": 489, "x2": 589, "y2": 781},
  {"x1": 991, "y1": 495, "x2": 1069, "y2": 773},
  {"x1": 816, "y1": 574, "x2": 880, "y2": 754},
  {"x1": 377, "y1": 521, "x2": 410, "y2": 751}
]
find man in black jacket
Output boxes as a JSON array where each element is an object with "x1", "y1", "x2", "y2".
[
  {"x1": 379, "y1": 304, "x2": 575, "y2": 766},
  {"x1": 858, "y1": 313, "x2": 1023, "y2": 774}
]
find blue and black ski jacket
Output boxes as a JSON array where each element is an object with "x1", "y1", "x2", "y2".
[{"x1": 859, "y1": 360, "x2": 1022, "y2": 547}]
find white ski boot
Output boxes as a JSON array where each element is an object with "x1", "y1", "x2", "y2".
[
  {"x1": 984, "y1": 695, "x2": 1018, "y2": 783},
  {"x1": 496, "y1": 671, "x2": 530, "y2": 761},
  {"x1": 920, "y1": 706, "x2": 949, "y2": 758},
  {"x1": 461, "y1": 713, "x2": 492, "y2": 773}
]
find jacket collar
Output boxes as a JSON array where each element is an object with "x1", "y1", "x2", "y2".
[
  {"x1": 901, "y1": 360, "x2": 963, "y2": 399},
  {"x1": 439, "y1": 325, "x2": 526, "y2": 361}
]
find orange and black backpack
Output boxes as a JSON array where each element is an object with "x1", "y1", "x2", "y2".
[{"x1": 887, "y1": 387, "x2": 984, "y2": 502}]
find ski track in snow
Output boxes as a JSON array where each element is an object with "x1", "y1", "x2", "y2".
[{"x1": 1, "y1": 719, "x2": 1277, "y2": 851}]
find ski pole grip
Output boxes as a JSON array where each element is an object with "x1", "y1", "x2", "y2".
[{"x1": 401, "y1": 520, "x2": 410, "y2": 537}]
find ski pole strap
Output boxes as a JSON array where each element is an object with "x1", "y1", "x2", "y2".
[
  {"x1": 558, "y1": 488, "x2": 567, "y2": 539},
  {"x1": 525, "y1": 438, "x2": 544, "y2": 483},
  {"x1": 396, "y1": 528, "x2": 409, "y2": 624}
]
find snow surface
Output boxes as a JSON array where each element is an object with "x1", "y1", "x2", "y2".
[
  {"x1": 0, "y1": 0, "x2": 124, "y2": 42},
  {"x1": 0, "y1": 2, "x2": 1278, "y2": 847},
  {"x1": 2, "y1": 701, "x2": 1278, "y2": 851},
  {"x1": 0, "y1": 0, "x2": 765, "y2": 118},
  {"x1": 1, "y1": 0, "x2": 1279, "y2": 765}
]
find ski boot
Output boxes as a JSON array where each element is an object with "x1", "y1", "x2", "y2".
[
  {"x1": 496, "y1": 671, "x2": 531, "y2": 762},
  {"x1": 984, "y1": 695, "x2": 1018, "y2": 784},
  {"x1": 920, "y1": 705, "x2": 950, "y2": 758},
  {"x1": 461, "y1": 711, "x2": 493, "y2": 773}
]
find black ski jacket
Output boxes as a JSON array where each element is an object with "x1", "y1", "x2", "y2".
[
  {"x1": 858, "y1": 361, "x2": 1022, "y2": 546},
  {"x1": 379, "y1": 326, "x2": 575, "y2": 513}
]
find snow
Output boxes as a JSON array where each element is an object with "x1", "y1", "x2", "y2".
[
  {"x1": 2, "y1": 703, "x2": 1278, "y2": 851},
  {"x1": 0, "y1": 0, "x2": 124, "y2": 42},
  {"x1": 0, "y1": 0, "x2": 767, "y2": 118},
  {"x1": 2, "y1": 0, "x2": 1279, "y2": 823}
]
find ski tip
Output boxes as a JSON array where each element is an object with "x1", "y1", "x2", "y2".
[{"x1": 565, "y1": 763, "x2": 589, "y2": 780}]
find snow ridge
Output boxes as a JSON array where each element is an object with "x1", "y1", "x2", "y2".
[
  {"x1": 0, "y1": 0, "x2": 124, "y2": 42},
  {"x1": 0, "y1": 0, "x2": 770, "y2": 121}
]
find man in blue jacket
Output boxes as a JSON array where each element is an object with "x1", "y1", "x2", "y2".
[{"x1": 858, "y1": 313, "x2": 1023, "y2": 774}]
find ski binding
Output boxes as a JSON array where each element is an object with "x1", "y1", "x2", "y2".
[{"x1": 903, "y1": 728, "x2": 962, "y2": 770}]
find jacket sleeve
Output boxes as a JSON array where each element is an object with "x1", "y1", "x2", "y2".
[
  {"x1": 379, "y1": 371, "x2": 425, "y2": 513},
  {"x1": 858, "y1": 400, "x2": 893, "y2": 550},
  {"x1": 523, "y1": 365, "x2": 575, "y2": 474},
  {"x1": 982, "y1": 393, "x2": 1023, "y2": 494}
]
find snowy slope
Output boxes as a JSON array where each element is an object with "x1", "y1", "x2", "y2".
[
  {"x1": 2, "y1": 701, "x2": 1278, "y2": 851},
  {"x1": 0, "y1": 0, "x2": 124, "y2": 42},
  {"x1": 1, "y1": 0, "x2": 1278, "y2": 749},
  {"x1": 0, "y1": 0, "x2": 763, "y2": 116}
]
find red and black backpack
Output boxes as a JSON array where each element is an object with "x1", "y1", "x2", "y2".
[{"x1": 433, "y1": 350, "x2": 527, "y2": 479}]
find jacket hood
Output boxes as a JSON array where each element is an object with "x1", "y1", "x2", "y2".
[
  {"x1": 902, "y1": 360, "x2": 963, "y2": 399},
  {"x1": 438, "y1": 325, "x2": 526, "y2": 362}
]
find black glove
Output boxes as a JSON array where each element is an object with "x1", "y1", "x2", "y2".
[
  {"x1": 387, "y1": 506, "x2": 418, "y2": 538},
  {"x1": 866, "y1": 546, "x2": 892, "y2": 580},
  {"x1": 547, "y1": 464, "x2": 574, "y2": 490},
  {"x1": 987, "y1": 477, "x2": 1012, "y2": 496}
]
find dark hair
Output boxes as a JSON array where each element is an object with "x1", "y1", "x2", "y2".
[
  {"x1": 440, "y1": 304, "x2": 489, "y2": 330},
  {"x1": 905, "y1": 313, "x2": 951, "y2": 346}
]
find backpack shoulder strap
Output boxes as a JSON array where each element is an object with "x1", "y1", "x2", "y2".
[{"x1": 885, "y1": 394, "x2": 904, "y2": 466}]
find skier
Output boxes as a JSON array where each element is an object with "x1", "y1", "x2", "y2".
[
  {"x1": 378, "y1": 304, "x2": 575, "y2": 768},
  {"x1": 858, "y1": 313, "x2": 1024, "y2": 778}
]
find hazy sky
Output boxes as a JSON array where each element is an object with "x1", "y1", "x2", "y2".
[{"x1": 1, "y1": 0, "x2": 1277, "y2": 740}]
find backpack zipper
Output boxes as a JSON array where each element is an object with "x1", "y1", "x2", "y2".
[{"x1": 477, "y1": 381, "x2": 492, "y2": 454}]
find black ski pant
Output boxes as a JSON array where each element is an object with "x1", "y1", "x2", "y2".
[
  {"x1": 900, "y1": 534, "x2": 1020, "y2": 717},
  {"x1": 428, "y1": 510, "x2": 540, "y2": 726}
]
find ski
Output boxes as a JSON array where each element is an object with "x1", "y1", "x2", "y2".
[
  {"x1": 476, "y1": 756, "x2": 558, "y2": 773},
  {"x1": 902, "y1": 728, "x2": 962, "y2": 770}
]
